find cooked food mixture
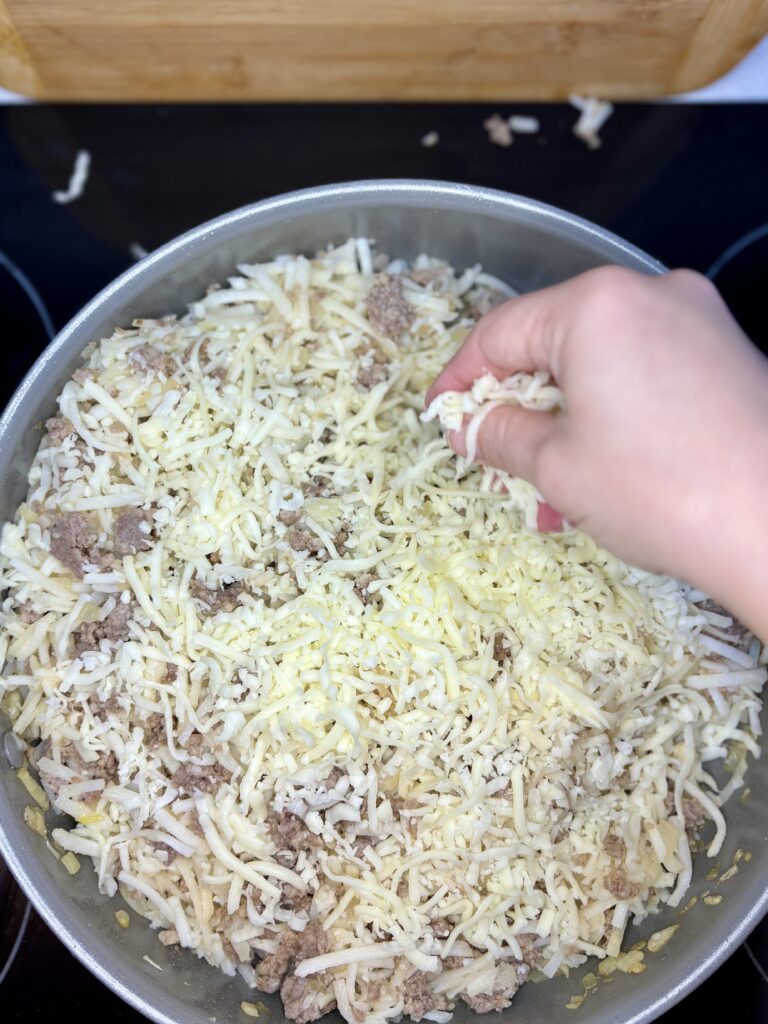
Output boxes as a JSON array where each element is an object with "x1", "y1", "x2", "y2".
[{"x1": 0, "y1": 240, "x2": 764, "y2": 1023}]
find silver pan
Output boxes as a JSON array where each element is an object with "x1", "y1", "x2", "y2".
[{"x1": 0, "y1": 180, "x2": 765, "y2": 1024}]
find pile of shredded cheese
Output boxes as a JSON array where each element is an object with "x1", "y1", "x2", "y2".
[{"x1": 0, "y1": 239, "x2": 764, "y2": 1024}]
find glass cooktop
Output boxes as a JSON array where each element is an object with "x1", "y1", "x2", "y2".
[{"x1": 0, "y1": 101, "x2": 766, "y2": 1021}]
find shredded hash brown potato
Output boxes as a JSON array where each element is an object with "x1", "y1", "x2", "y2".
[{"x1": 0, "y1": 239, "x2": 764, "y2": 1023}]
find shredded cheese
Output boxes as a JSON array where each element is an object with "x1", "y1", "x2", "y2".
[
  {"x1": 422, "y1": 371, "x2": 562, "y2": 464},
  {"x1": 52, "y1": 149, "x2": 91, "y2": 205},
  {"x1": 569, "y1": 96, "x2": 614, "y2": 150},
  {"x1": 0, "y1": 240, "x2": 762, "y2": 1024}
]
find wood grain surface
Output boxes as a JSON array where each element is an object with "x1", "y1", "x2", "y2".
[{"x1": 1, "y1": 0, "x2": 767, "y2": 100}]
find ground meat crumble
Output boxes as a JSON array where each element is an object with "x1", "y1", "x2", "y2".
[
  {"x1": 189, "y1": 579, "x2": 246, "y2": 614},
  {"x1": 353, "y1": 573, "x2": 378, "y2": 605},
  {"x1": 39, "y1": 740, "x2": 119, "y2": 798},
  {"x1": 254, "y1": 923, "x2": 330, "y2": 1004},
  {"x1": 280, "y1": 974, "x2": 334, "y2": 1024},
  {"x1": 132, "y1": 345, "x2": 177, "y2": 377},
  {"x1": 665, "y1": 792, "x2": 708, "y2": 837},
  {"x1": 268, "y1": 811, "x2": 321, "y2": 866},
  {"x1": 74, "y1": 600, "x2": 134, "y2": 652},
  {"x1": 430, "y1": 918, "x2": 452, "y2": 939},
  {"x1": 172, "y1": 761, "x2": 231, "y2": 795},
  {"x1": 49, "y1": 511, "x2": 101, "y2": 578},
  {"x1": 603, "y1": 833, "x2": 626, "y2": 860},
  {"x1": 113, "y1": 507, "x2": 153, "y2": 555},
  {"x1": 152, "y1": 841, "x2": 178, "y2": 865},
  {"x1": 514, "y1": 933, "x2": 545, "y2": 969},
  {"x1": 288, "y1": 530, "x2": 325, "y2": 555},
  {"x1": 44, "y1": 416, "x2": 76, "y2": 444},
  {"x1": 143, "y1": 713, "x2": 166, "y2": 749},
  {"x1": 364, "y1": 273, "x2": 413, "y2": 340},
  {"x1": 301, "y1": 476, "x2": 334, "y2": 498},
  {"x1": 606, "y1": 867, "x2": 641, "y2": 900},
  {"x1": 492, "y1": 632, "x2": 508, "y2": 665},
  {"x1": 403, "y1": 972, "x2": 447, "y2": 1021},
  {"x1": 357, "y1": 348, "x2": 390, "y2": 388},
  {"x1": 18, "y1": 603, "x2": 40, "y2": 623},
  {"x1": 460, "y1": 962, "x2": 529, "y2": 1013},
  {"x1": 278, "y1": 509, "x2": 303, "y2": 527}
]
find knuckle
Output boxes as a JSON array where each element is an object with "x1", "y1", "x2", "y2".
[
  {"x1": 578, "y1": 266, "x2": 649, "y2": 320},
  {"x1": 585, "y1": 265, "x2": 639, "y2": 290},
  {"x1": 664, "y1": 267, "x2": 718, "y2": 298}
]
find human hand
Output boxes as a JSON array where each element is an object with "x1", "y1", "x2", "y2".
[{"x1": 427, "y1": 267, "x2": 768, "y2": 635}]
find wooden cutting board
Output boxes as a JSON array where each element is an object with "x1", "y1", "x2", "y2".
[{"x1": 1, "y1": 0, "x2": 767, "y2": 101}]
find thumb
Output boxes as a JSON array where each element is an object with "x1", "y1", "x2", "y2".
[{"x1": 449, "y1": 404, "x2": 559, "y2": 487}]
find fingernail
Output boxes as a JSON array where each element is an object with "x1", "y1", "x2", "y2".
[
  {"x1": 536, "y1": 502, "x2": 564, "y2": 532},
  {"x1": 424, "y1": 383, "x2": 441, "y2": 409},
  {"x1": 447, "y1": 427, "x2": 467, "y2": 457}
]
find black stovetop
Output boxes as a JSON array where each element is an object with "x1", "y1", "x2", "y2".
[{"x1": 0, "y1": 102, "x2": 767, "y2": 1020}]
